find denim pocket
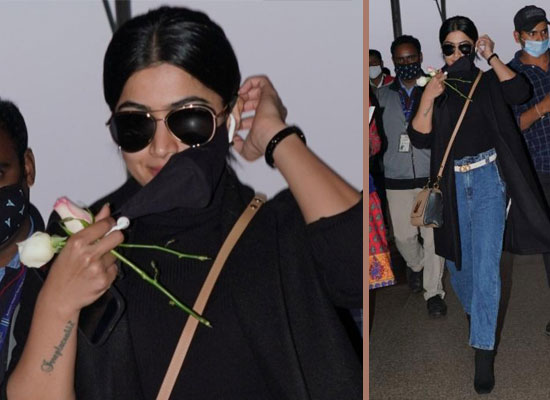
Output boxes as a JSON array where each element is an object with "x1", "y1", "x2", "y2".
[{"x1": 493, "y1": 161, "x2": 506, "y2": 194}]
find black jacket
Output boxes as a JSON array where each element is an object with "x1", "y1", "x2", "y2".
[
  {"x1": 409, "y1": 69, "x2": 550, "y2": 269},
  {"x1": 3, "y1": 172, "x2": 362, "y2": 399}
]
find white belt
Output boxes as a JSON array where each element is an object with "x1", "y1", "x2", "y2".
[{"x1": 454, "y1": 153, "x2": 497, "y2": 172}]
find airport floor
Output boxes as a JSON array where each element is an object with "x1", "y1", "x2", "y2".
[{"x1": 369, "y1": 251, "x2": 550, "y2": 400}]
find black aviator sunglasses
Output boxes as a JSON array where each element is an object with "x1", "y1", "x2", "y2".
[
  {"x1": 441, "y1": 42, "x2": 473, "y2": 57},
  {"x1": 107, "y1": 103, "x2": 227, "y2": 153}
]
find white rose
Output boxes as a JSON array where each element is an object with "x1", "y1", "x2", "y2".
[
  {"x1": 416, "y1": 76, "x2": 429, "y2": 87},
  {"x1": 17, "y1": 232, "x2": 56, "y2": 268},
  {"x1": 53, "y1": 197, "x2": 93, "y2": 234}
]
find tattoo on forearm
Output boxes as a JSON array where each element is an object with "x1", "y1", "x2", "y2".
[
  {"x1": 41, "y1": 320, "x2": 75, "y2": 373},
  {"x1": 423, "y1": 104, "x2": 433, "y2": 117}
]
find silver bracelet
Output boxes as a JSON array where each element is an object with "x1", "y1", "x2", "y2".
[{"x1": 535, "y1": 103, "x2": 546, "y2": 120}]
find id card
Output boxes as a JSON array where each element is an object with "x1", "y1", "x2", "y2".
[{"x1": 398, "y1": 134, "x2": 410, "y2": 153}]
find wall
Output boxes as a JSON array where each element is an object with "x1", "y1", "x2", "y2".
[{"x1": 369, "y1": 1, "x2": 539, "y2": 72}]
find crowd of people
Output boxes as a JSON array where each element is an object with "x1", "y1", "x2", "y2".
[
  {"x1": 369, "y1": 4, "x2": 550, "y2": 395},
  {"x1": 0, "y1": 5, "x2": 362, "y2": 400}
]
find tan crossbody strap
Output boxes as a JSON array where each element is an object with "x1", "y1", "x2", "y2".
[
  {"x1": 156, "y1": 194, "x2": 267, "y2": 400},
  {"x1": 436, "y1": 70, "x2": 483, "y2": 179}
]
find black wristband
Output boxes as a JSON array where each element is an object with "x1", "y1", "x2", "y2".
[
  {"x1": 264, "y1": 125, "x2": 306, "y2": 168},
  {"x1": 487, "y1": 53, "x2": 499, "y2": 65}
]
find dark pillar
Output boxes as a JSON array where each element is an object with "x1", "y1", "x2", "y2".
[
  {"x1": 114, "y1": 1, "x2": 132, "y2": 28},
  {"x1": 102, "y1": 0, "x2": 132, "y2": 33},
  {"x1": 390, "y1": 0, "x2": 402, "y2": 39}
]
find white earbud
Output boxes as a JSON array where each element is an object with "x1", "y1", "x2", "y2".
[
  {"x1": 228, "y1": 114, "x2": 236, "y2": 143},
  {"x1": 104, "y1": 216, "x2": 130, "y2": 237}
]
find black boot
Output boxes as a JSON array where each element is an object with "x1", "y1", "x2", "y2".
[{"x1": 474, "y1": 349, "x2": 495, "y2": 394}]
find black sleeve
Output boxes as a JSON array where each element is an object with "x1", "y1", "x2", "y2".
[
  {"x1": 407, "y1": 123, "x2": 433, "y2": 149},
  {"x1": 500, "y1": 72, "x2": 532, "y2": 105},
  {"x1": 305, "y1": 198, "x2": 363, "y2": 309}
]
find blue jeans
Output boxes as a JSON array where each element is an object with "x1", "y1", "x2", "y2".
[{"x1": 446, "y1": 148, "x2": 506, "y2": 350}]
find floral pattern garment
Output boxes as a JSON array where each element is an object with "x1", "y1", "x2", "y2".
[
  {"x1": 369, "y1": 186, "x2": 394, "y2": 289},
  {"x1": 369, "y1": 101, "x2": 394, "y2": 289}
]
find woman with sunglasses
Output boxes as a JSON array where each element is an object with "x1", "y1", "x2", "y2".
[
  {"x1": 409, "y1": 16, "x2": 550, "y2": 394},
  {"x1": 4, "y1": 6, "x2": 362, "y2": 400}
]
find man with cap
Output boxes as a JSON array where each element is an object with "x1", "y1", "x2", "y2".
[{"x1": 508, "y1": 5, "x2": 550, "y2": 336}]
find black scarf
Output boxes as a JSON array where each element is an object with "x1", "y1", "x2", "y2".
[{"x1": 116, "y1": 124, "x2": 229, "y2": 220}]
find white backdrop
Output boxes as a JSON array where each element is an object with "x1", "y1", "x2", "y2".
[
  {"x1": 0, "y1": 0, "x2": 362, "y2": 218},
  {"x1": 369, "y1": 1, "x2": 547, "y2": 74}
]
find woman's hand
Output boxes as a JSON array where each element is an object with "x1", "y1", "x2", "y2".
[
  {"x1": 232, "y1": 75, "x2": 288, "y2": 161},
  {"x1": 424, "y1": 71, "x2": 446, "y2": 101},
  {"x1": 476, "y1": 34, "x2": 495, "y2": 60},
  {"x1": 40, "y1": 204, "x2": 123, "y2": 319}
]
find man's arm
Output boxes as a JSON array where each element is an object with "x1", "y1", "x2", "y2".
[{"x1": 519, "y1": 93, "x2": 550, "y2": 131}]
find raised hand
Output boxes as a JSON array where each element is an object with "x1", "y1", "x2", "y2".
[
  {"x1": 424, "y1": 70, "x2": 447, "y2": 100},
  {"x1": 41, "y1": 204, "x2": 123, "y2": 318},
  {"x1": 476, "y1": 34, "x2": 495, "y2": 60},
  {"x1": 232, "y1": 75, "x2": 288, "y2": 161}
]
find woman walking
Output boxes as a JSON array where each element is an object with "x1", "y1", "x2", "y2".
[{"x1": 409, "y1": 15, "x2": 550, "y2": 394}]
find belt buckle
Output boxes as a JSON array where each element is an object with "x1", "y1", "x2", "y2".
[{"x1": 459, "y1": 164, "x2": 470, "y2": 172}]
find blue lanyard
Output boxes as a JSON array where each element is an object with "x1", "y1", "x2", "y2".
[
  {"x1": 399, "y1": 89, "x2": 416, "y2": 123},
  {"x1": 0, "y1": 267, "x2": 26, "y2": 352}
]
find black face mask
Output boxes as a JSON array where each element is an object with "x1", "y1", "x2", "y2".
[
  {"x1": 395, "y1": 62, "x2": 422, "y2": 81},
  {"x1": 117, "y1": 123, "x2": 230, "y2": 219},
  {"x1": 0, "y1": 183, "x2": 29, "y2": 245}
]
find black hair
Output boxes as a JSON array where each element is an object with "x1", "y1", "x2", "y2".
[
  {"x1": 103, "y1": 6, "x2": 241, "y2": 112},
  {"x1": 369, "y1": 49, "x2": 382, "y2": 60},
  {"x1": 390, "y1": 35, "x2": 421, "y2": 56},
  {"x1": 439, "y1": 16, "x2": 479, "y2": 44},
  {"x1": 0, "y1": 99, "x2": 28, "y2": 166}
]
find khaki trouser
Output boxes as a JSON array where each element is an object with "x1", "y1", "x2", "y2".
[{"x1": 386, "y1": 188, "x2": 445, "y2": 300}]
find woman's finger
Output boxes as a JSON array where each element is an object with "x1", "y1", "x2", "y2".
[
  {"x1": 104, "y1": 262, "x2": 119, "y2": 282},
  {"x1": 239, "y1": 75, "x2": 270, "y2": 94},
  {"x1": 243, "y1": 99, "x2": 260, "y2": 112},
  {"x1": 92, "y1": 230, "x2": 124, "y2": 257},
  {"x1": 71, "y1": 218, "x2": 116, "y2": 245},
  {"x1": 95, "y1": 203, "x2": 111, "y2": 221},
  {"x1": 243, "y1": 87, "x2": 262, "y2": 101},
  {"x1": 239, "y1": 76, "x2": 263, "y2": 94},
  {"x1": 231, "y1": 134, "x2": 245, "y2": 154},
  {"x1": 100, "y1": 251, "x2": 117, "y2": 267},
  {"x1": 239, "y1": 116, "x2": 254, "y2": 131}
]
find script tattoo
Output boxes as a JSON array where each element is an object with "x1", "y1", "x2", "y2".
[
  {"x1": 423, "y1": 104, "x2": 433, "y2": 117},
  {"x1": 41, "y1": 320, "x2": 75, "y2": 373}
]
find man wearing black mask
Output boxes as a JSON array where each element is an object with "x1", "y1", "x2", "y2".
[
  {"x1": 0, "y1": 99, "x2": 43, "y2": 381},
  {"x1": 377, "y1": 35, "x2": 446, "y2": 317}
]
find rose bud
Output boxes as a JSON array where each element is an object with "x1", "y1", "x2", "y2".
[{"x1": 53, "y1": 197, "x2": 93, "y2": 234}]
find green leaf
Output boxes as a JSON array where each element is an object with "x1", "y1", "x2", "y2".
[{"x1": 50, "y1": 235, "x2": 68, "y2": 252}]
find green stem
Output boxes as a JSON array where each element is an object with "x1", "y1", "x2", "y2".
[
  {"x1": 446, "y1": 78, "x2": 471, "y2": 83},
  {"x1": 117, "y1": 244, "x2": 210, "y2": 261},
  {"x1": 444, "y1": 82, "x2": 472, "y2": 102},
  {"x1": 110, "y1": 249, "x2": 212, "y2": 328}
]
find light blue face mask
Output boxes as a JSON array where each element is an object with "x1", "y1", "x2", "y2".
[{"x1": 523, "y1": 38, "x2": 549, "y2": 58}]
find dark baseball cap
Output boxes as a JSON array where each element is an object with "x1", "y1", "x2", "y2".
[{"x1": 514, "y1": 5, "x2": 549, "y2": 32}]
